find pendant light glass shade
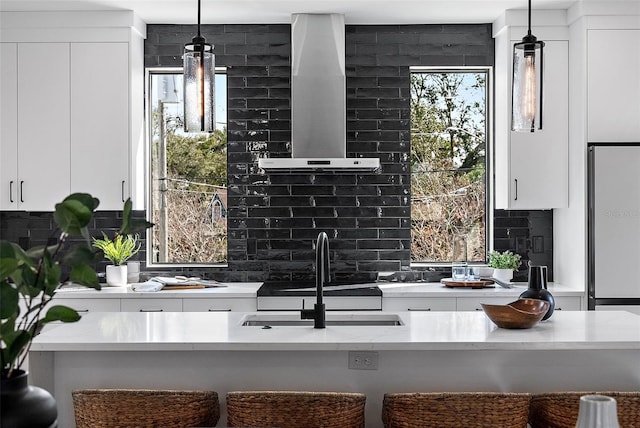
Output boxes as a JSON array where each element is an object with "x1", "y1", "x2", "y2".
[
  {"x1": 511, "y1": 0, "x2": 544, "y2": 133},
  {"x1": 183, "y1": 0, "x2": 215, "y2": 133}
]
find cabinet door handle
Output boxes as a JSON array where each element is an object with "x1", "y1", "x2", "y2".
[
  {"x1": 121, "y1": 180, "x2": 125, "y2": 202},
  {"x1": 9, "y1": 181, "x2": 14, "y2": 203},
  {"x1": 139, "y1": 309, "x2": 164, "y2": 312},
  {"x1": 514, "y1": 179, "x2": 518, "y2": 201},
  {"x1": 20, "y1": 181, "x2": 24, "y2": 203},
  {"x1": 407, "y1": 308, "x2": 431, "y2": 311},
  {"x1": 208, "y1": 308, "x2": 232, "y2": 312}
]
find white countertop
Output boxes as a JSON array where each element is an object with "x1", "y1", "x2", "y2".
[
  {"x1": 54, "y1": 282, "x2": 262, "y2": 298},
  {"x1": 31, "y1": 309, "x2": 640, "y2": 352},
  {"x1": 54, "y1": 281, "x2": 584, "y2": 299},
  {"x1": 379, "y1": 281, "x2": 584, "y2": 297}
]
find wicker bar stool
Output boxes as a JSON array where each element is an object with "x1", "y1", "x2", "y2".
[
  {"x1": 72, "y1": 389, "x2": 220, "y2": 428},
  {"x1": 382, "y1": 392, "x2": 531, "y2": 428},
  {"x1": 226, "y1": 390, "x2": 366, "y2": 428},
  {"x1": 529, "y1": 391, "x2": 640, "y2": 428}
]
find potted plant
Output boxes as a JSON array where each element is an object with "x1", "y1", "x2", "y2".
[
  {"x1": 0, "y1": 193, "x2": 152, "y2": 427},
  {"x1": 93, "y1": 233, "x2": 141, "y2": 286},
  {"x1": 488, "y1": 250, "x2": 522, "y2": 282}
]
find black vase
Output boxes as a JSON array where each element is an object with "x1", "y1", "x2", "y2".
[
  {"x1": 519, "y1": 265, "x2": 555, "y2": 320},
  {"x1": 1, "y1": 370, "x2": 58, "y2": 428}
]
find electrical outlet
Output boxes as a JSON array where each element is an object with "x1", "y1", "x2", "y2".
[{"x1": 348, "y1": 351, "x2": 379, "y2": 370}]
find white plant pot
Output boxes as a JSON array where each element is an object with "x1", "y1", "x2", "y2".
[
  {"x1": 492, "y1": 268, "x2": 513, "y2": 283},
  {"x1": 575, "y1": 395, "x2": 620, "y2": 428},
  {"x1": 106, "y1": 265, "x2": 127, "y2": 287}
]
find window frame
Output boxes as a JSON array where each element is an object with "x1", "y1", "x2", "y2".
[
  {"x1": 408, "y1": 65, "x2": 494, "y2": 268},
  {"x1": 144, "y1": 66, "x2": 228, "y2": 268}
]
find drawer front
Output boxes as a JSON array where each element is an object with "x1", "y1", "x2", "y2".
[
  {"x1": 52, "y1": 298, "x2": 121, "y2": 313},
  {"x1": 553, "y1": 296, "x2": 582, "y2": 311},
  {"x1": 383, "y1": 297, "x2": 456, "y2": 312},
  {"x1": 183, "y1": 298, "x2": 257, "y2": 312},
  {"x1": 121, "y1": 298, "x2": 182, "y2": 312},
  {"x1": 456, "y1": 296, "x2": 515, "y2": 311}
]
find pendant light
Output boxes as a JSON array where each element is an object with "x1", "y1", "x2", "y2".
[
  {"x1": 183, "y1": 0, "x2": 215, "y2": 132},
  {"x1": 511, "y1": 0, "x2": 544, "y2": 132}
]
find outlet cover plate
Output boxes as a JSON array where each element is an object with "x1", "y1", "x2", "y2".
[{"x1": 348, "y1": 351, "x2": 379, "y2": 370}]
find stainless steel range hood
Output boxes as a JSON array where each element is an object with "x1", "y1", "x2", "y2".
[{"x1": 258, "y1": 13, "x2": 380, "y2": 171}]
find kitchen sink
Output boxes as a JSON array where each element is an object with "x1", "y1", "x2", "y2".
[{"x1": 241, "y1": 313, "x2": 403, "y2": 327}]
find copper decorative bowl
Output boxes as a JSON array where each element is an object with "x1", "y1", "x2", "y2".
[{"x1": 481, "y1": 298, "x2": 550, "y2": 329}]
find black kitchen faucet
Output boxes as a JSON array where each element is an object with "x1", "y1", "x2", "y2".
[{"x1": 300, "y1": 232, "x2": 329, "y2": 328}]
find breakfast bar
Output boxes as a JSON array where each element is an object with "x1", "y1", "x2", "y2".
[{"x1": 30, "y1": 310, "x2": 640, "y2": 427}]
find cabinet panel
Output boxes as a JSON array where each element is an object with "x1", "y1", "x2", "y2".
[
  {"x1": 183, "y1": 298, "x2": 257, "y2": 312},
  {"x1": 71, "y1": 42, "x2": 129, "y2": 209},
  {"x1": 51, "y1": 298, "x2": 121, "y2": 313},
  {"x1": 382, "y1": 297, "x2": 456, "y2": 312},
  {"x1": 0, "y1": 43, "x2": 18, "y2": 210},
  {"x1": 496, "y1": 39, "x2": 569, "y2": 209},
  {"x1": 121, "y1": 298, "x2": 182, "y2": 312},
  {"x1": 588, "y1": 30, "x2": 640, "y2": 142},
  {"x1": 456, "y1": 296, "x2": 515, "y2": 311},
  {"x1": 552, "y1": 296, "x2": 581, "y2": 311},
  {"x1": 17, "y1": 43, "x2": 71, "y2": 211}
]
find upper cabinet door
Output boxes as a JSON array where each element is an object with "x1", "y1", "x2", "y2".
[
  {"x1": 70, "y1": 42, "x2": 130, "y2": 210},
  {"x1": 588, "y1": 29, "x2": 640, "y2": 143},
  {"x1": 0, "y1": 43, "x2": 18, "y2": 210},
  {"x1": 508, "y1": 40, "x2": 569, "y2": 209},
  {"x1": 17, "y1": 43, "x2": 71, "y2": 211},
  {"x1": 495, "y1": 39, "x2": 569, "y2": 210}
]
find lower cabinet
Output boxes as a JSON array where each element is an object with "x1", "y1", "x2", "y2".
[
  {"x1": 121, "y1": 298, "x2": 182, "y2": 312},
  {"x1": 456, "y1": 296, "x2": 582, "y2": 312},
  {"x1": 383, "y1": 297, "x2": 456, "y2": 312},
  {"x1": 50, "y1": 295, "x2": 257, "y2": 313},
  {"x1": 383, "y1": 296, "x2": 583, "y2": 312},
  {"x1": 52, "y1": 298, "x2": 121, "y2": 313},
  {"x1": 183, "y1": 298, "x2": 257, "y2": 312}
]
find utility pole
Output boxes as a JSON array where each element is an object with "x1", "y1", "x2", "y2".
[{"x1": 158, "y1": 100, "x2": 169, "y2": 263}]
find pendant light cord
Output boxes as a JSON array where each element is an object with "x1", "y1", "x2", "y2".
[
  {"x1": 197, "y1": 0, "x2": 202, "y2": 38},
  {"x1": 527, "y1": 0, "x2": 532, "y2": 36}
]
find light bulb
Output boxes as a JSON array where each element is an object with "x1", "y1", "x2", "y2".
[{"x1": 522, "y1": 54, "x2": 537, "y2": 128}]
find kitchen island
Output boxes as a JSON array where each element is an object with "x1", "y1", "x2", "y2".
[{"x1": 30, "y1": 310, "x2": 640, "y2": 427}]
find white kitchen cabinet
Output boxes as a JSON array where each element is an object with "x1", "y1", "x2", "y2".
[
  {"x1": 382, "y1": 297, "x2": 456, "y2": 312},
  {"x1": 456, "y1": 296, "x2": 515, "y2": 311},
  {"x1": 0, "y1": 43, "x2": 18, "y2": 210},
  {"x1": 0, "y1": 43, "x2": 72, "y2": 210},
  {"x1": 70, "y1": 42, "x2": 130, "y2": 209},
  {"x1": 1, "y1": 41, "x2": 131, "y2": 211},
  {"x1": 121, "y1": 298, "x2": 183, "y2": 312},
  {"x1": 52, "y1": 298, "x2": 121, "y2": 313},
  {"x1": 550, "y1": 296, "x2": 582, "y2": 311},
  {"x1": 495, "y1": 39, "x2": 569, "y2": 209},
  {"x1": 183, "y1": 298, "x2": 257, "y2": 312},
  {"x1": 587, "y1": 29, "x2": 640, "y2": 142},
  {"x1": 456, "y1": 295, "x2": 581, "y2": 311}
]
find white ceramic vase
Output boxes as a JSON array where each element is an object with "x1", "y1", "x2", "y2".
[
  {"x1": 492, "y1": 268, "x2": 513, "y2": 283},
  {"x1": 106, "y1": 265, "x2": 127, "y2": 287},
  {"x1": 575, "y1": 395, "x2": 620, "y2": 428}
]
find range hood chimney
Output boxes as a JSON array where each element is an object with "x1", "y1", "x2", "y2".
[{"x1": 258, "y1": 13, "x2": 380, "y2": 171}]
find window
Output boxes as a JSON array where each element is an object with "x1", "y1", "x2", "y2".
[
  {"x1": 147, "y1": 68, "x2": 228, "y2": 265},
  {"x1": 410, "y1": 67, "x2": 491, "y2": 263}
]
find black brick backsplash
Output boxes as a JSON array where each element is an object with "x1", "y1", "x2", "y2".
[
  {"x1": 0, "y1": 23, "x2": 553, "y2": 284},
  {"x1": 0, "y1": 210, "x2": 148, "y2": 282}
]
